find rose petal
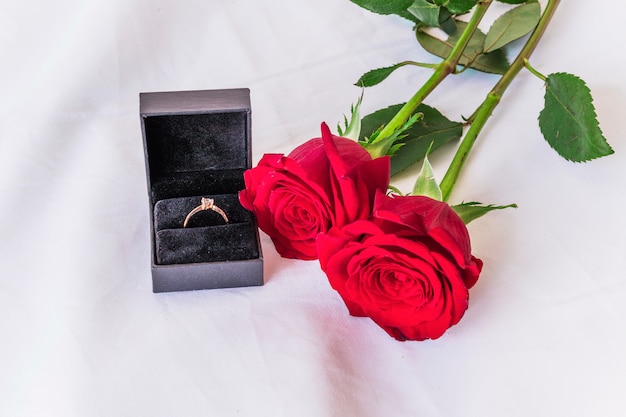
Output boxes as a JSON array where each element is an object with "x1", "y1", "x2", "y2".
[{"x1": 373, "y1": 192, "x2": 474, "y2": 268}]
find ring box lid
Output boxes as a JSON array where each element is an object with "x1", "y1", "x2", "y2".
[{"x1": 140, "y1": 88, "x2": 252, "y2": 205}]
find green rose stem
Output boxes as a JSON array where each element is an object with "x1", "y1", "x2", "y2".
[
  {"x1": 439, "y1": 0, "x2": 561, "y2": 201},
  {"x1": 367, "y1": 0, "x2": 494, "y2": 158}
]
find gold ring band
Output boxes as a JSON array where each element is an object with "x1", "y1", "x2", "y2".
[{"x1": 183, "y1": 197, "x2": 229, "y2": 227}]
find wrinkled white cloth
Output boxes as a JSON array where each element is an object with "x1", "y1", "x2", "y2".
[{"x1": 1, "y1": 1, "x2": 625, "y2": 416}]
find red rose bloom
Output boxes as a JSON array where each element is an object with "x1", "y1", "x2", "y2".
[
  {"x1": 317, "y1": 192, "x2": 483, "y2": 341},
  {"x1": 239, "y1": 123, "x2": 390, "y2": 260}
]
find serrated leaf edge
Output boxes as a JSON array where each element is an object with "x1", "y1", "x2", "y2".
[{"x1": 539, "y1": 72, "x2": 614, "y2": 163}]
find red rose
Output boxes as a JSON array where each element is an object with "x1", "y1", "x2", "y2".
[
  {"x1": 239, "y1": 123, "x2": 390, "y2": 260},
  {"x1": 317, "y1": 192, "x2": 483, "y2": 341}
]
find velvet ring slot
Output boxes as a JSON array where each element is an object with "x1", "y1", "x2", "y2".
[
  {"x1": 154, "y1": 194, "x2": 259, "y2": 265},
  {"x1": 140, "y1": 88, "x2": 263, "y2": 292}
]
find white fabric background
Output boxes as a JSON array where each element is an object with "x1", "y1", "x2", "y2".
[{"x1": 1, "y1": 1, "x2": 625, "y2": 416}]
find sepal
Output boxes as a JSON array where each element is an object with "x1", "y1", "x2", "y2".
[
  {"x1": 412, "y1": 153, "x2": 442, "y2": 201},
  {"x1": 337, "y1": 94, "x2": 363, "y2": 141},
  {"x1": 451, "y1": 201, "x2": 517, "y2": 224}
]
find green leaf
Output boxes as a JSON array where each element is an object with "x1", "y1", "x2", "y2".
[
  {"x1": 539, "y1": 72, "x2": 614, "y2": 162},
  {"x1": 407, "y1": 0, "x2": 441, "y2": 27},
  {"x1": 360, "y1": 103, "x2": 463, "y2": 175},
  {"x1": 397, "y1": 10, "x2": 422, "y2": 23},
  {"x1": 355, "y1": 62, "x2": 413, "y2": 87},
  {"x1": 416, "y1": 20, "x2": 510, "y2": 74},
  {"x1": 433, "y1": 0, "x2": 479, "y2": 14},
  {"x1": 484, "y1": 1, "x2": 540, "y2": 53},
  {"x1": 413, "y1": 154, "x2": 442, "y2": 200},
  {"x1": 452, "y1": 201, "x2": 517, "y2": 224},
  {"x1": 349, "y1": 0, "x2": 414, "y2": 15},
  {"x1": 496, "y1": 0, "x2": 529, "y2": 4},
  {"x1": 438, "y1": 8, "x2": 457, "y2": 35}
]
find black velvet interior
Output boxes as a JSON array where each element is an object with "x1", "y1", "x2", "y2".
[
  {"x1": 150, "y1": 169, "x2": 244, "y2": 203},
  {"x1": 154, "y1": 195, "x2": 259, "y2": 265},
  {"x1": 144, "y1": 111, "x2": 249, "y2": 202},
  {"x1": 144, "y1": 109, "x2": 259, "y2": 266},
  {"x1": 154, "y1": 194, "x2": 252, "y2": 230}
]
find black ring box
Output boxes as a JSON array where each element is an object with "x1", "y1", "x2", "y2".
[{"x1": 140, "y1": 88, "x2": 263, "y2": 292}]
